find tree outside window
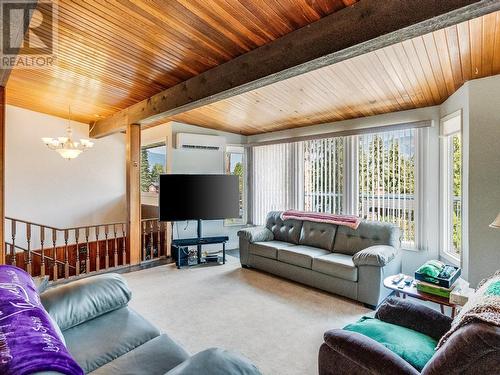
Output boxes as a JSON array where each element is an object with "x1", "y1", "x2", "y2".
[
  {"x1": 225, "y1": 146, "x2": 245, "y2": 225},
  {"x1": 141, "y1": 143, "x2": 167, "y2": 195}
]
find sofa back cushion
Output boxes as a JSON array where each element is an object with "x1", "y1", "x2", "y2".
[
  {"x1": 333, "y1": 221, "x2": 400, "y2": 256},
  {"x1": 41, "y1": 273, "x2": 132, "y2": 331},
  {"x1": 265, "y1": 211, "x2": 303, "y2": 244},
  {"x1": 299, "y1": 221, "x2": 337, "y2": 251}
]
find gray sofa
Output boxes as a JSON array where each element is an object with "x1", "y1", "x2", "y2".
[
  {"x1": 238, "y1": 211, "x2": 402, "y2": 308},
  {"x1": 39, "y1": 273, "x2": 260, "y2": 375}
]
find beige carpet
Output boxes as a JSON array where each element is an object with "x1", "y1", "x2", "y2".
[{"x1": 124, "y1": 257, "x2": 370, "y2": 375}]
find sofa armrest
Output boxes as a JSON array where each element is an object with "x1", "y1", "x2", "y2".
[
  {"x1": 41, "y1": 273, "x2": 131, "y2": 331},
  {"x1": 352, "y1": 245, "x2": 398, "y2": 267},
  {"x1": 237, "y1": 226, "x2": 273, "y2": 243},
  {"x1": 322, "y1": 329, "x2": 419, "y2": 375},
  {"x1": 422, "y1": 323, "x2": 500, "y2": 374},
  {"x1": 375, "y1": 297, "x2": 452, "y2": 341},
  {"x1": 166, "y1": 348, "x2": 261, "y2": 375}
]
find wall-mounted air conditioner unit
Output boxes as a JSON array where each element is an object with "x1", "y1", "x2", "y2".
[{"x1": 176, "y1": 133, "x2": 226, "y2": 151}]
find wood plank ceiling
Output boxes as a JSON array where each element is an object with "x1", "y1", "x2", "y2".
[
  {"x1": 5, "y1": 2, "x2": 500, "y2": 135},
  {"x1": 5, "y1": 0, "x2": 356, "y2": 124},
  {"x1": 170, "y1": 10, "x2": 500, "y2": 134}
]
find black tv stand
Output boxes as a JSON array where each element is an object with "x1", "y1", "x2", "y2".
[{"x1": 172, "y1": 219, "x2": 229, "y2": 268}]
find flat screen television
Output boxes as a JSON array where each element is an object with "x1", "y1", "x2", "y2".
[{"x1": 159, "y1": 174, "x2": 240, "y2": 222}]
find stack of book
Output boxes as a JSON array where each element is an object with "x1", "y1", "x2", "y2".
[
  {"x1": 415, "y1": 277, "x2": 472, "y2": 305},
  {"x1": 415, "y1": 280, "x2": 456, "y2": 298}
]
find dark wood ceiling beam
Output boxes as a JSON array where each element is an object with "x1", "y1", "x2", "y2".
[{"x1": 90, "y1": 0, "x2": 500, "y2": 138}]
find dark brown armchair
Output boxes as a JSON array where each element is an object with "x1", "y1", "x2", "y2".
[{"x1": 319, "y1": 297, "x2": 500, "y2": 375}]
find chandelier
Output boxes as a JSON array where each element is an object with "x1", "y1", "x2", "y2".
[{"x1": 42, "y1": 107, "x2": 94, "y2": 160}]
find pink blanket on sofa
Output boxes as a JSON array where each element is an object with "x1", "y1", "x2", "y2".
[{"x1": 280, "y1": 210, "x2": 361, "y2": 230}]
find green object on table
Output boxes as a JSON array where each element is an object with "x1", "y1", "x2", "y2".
[
  {"x1": 344, "y1": 316, "x2": 437, "y2": 371},
  {"x1": 416, "y1": 260, "x2": 445, "y2": 278},
  {"x1": 416, "y1": 283, "x2": 451, "y2": 298}
]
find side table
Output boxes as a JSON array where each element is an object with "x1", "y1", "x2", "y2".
[{"x1": 383, "y1": 274, "x2": 458, "y2": 318}]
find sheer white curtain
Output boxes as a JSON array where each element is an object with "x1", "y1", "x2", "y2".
[{"x1": 251, "y1": 142, "x2": 303, "y2": 225}]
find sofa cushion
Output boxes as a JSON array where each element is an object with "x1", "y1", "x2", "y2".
[
  {"x1": 265, "y1": 211, "x2": 303, "y2": 244},
  {"x1": 249, "y1": 241, "x2": 294, "y2": 260},
  {"x1": 312, "y1": 253, "x2": 358, "y2": 282},
  {"x1": 166, "y1": 348, "x2": 261, "y2": 375},
  {"x1": 343, "y1": 317, "x2": 437, "y2": 371},
  {"x1": 277, "y1": 245, "x2": 330, "y2": 269},
  {"x1": 299, "y1": 221, "x2": 337, "y2": 251},
  {"x1": 333, "y1": 221, "x2": 400, "y2": 256},
  {"x1": 64, "y1": 307, "x2": 160, "y2": 373},
  {"x1": 41, "y1": 273, "x2": 132, "y2": 331},
  {"x1": 90, "y1": 334, "x2": 189, "y2": 375}
]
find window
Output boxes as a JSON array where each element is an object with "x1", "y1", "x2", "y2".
[
  {"x1": 357, "y1": 129, "x2": 417, "y2": 246},
  {"x1": 252, "y1": 143, "x2": 301, "y2": 225},
  {"x1": 304, "y1": 138, "x2": 344, "y2": 214},
  {"x1": 251, "y1": 127, "x2": 421, "y2": 247},
  {"x1": 440, "y1": 112, "x2": 462, "y2": 262},
  {"x1": 141, "y1": 142, "x2": 167, "y2": 197},
  {"x1": 225, "y1": 146, "x2": 246, "y2": 225}
]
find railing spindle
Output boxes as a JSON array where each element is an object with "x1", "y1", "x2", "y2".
[
  {"x1": 95, "y1": 226, "x2": 100, "y2": 272},
  {"x1": 26, "y1": 223, "x2": 32, "y2": 276},
  {"x1": 64, "y1": 229, "x2": 69, "y2": 278},
  {"x1": 10, "y1": 219, "x2": 16, "y2": 266},
  {"x1": 85, "y1": 227, "x2": 90, "y2": 274},
  {"x1": 75, "y1": 228, "x2": 80, "y2": 276},
  {"x1": 104, "y1": 225, "x2": 109, "y2": 269},
  {"x1": 156, "y1": 221, "x2": 161, "y2": 258},
  {"x1": 163, "y1": 222, "x2": 169, "y2": 257},
  {"x1": 40, "y1": 226, "x2": 45, "y2": 277},
  {"x1": 142, "y1": 221, "x2": 146, "y2": 261},
  {"x1": 52, "y1": 229, "x2": 58, "y2": 281},
  {"x1": 121, "y1": 223, "x2": 126, "y2": 265},
  {"x1": 149, "y1": 220, "x2": 154, "y2": 260},
  {"x1": 113, "y1": 224, "x2": 118, "y2": 267}
]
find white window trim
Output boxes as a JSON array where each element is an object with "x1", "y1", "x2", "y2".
[
  {"x1": 224, "y1": 145, "x2": 247, "y2": 226},
  {"x1": 439, "y1": 110, "x2": 462, "y2": 265}
]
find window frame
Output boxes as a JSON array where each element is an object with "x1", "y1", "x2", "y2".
[
  {"x1": 351, "y1": 129, "x2": 420, "y2": 250},
  {"x1": 140, "y1": 140, "x2": 168, "y2": 204},
  {"x1": 439, "y1": 111, "x2": 462, "y2": 265},
  {"x1": 224, "y1": 145, "x2": 247, "y2": 226}
]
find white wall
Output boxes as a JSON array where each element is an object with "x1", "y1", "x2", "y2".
[
  {"x1": 466, "y1": 76, "x2": 500, "y2": 286},
  {"x1": 5, "y1": 106, "x2": 126, "y2": 231},
  {"x1": 142, "y1": 121, "x2": 247, "y2": 250}
]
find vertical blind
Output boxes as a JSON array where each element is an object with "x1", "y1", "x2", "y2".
[
  {"x1": 356, "y1": 129, "x2": 416, "y2": 245},
  {"x1": 252, "y1": 143, "x2": 302, "y2": 225},
  {"x1": 250, "y1": 127, "x2": 420, "y2": 247},
  {"x1": 304, "y1": 138, "x2": 344, "y2": 214}
]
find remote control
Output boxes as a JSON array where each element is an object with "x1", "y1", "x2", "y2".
[{"x1": 392, "y1": 274, "x2": 404, "y2": 284}]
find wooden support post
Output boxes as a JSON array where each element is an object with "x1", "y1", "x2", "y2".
[
  {"x1": 126, "y1": 123, "x2": 141, "y2": 265},
  {"x1": 0, "y1": 87, "x2": 4, "y2": 265}
]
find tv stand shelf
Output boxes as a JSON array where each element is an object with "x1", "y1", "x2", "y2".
[{"x1": 172, "y1": 236, "x2": 229, "y2": 269}]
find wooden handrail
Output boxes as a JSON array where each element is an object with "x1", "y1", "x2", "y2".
[{"x1": 5, "y1": 216, "x2": 127, "y2": 232}]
